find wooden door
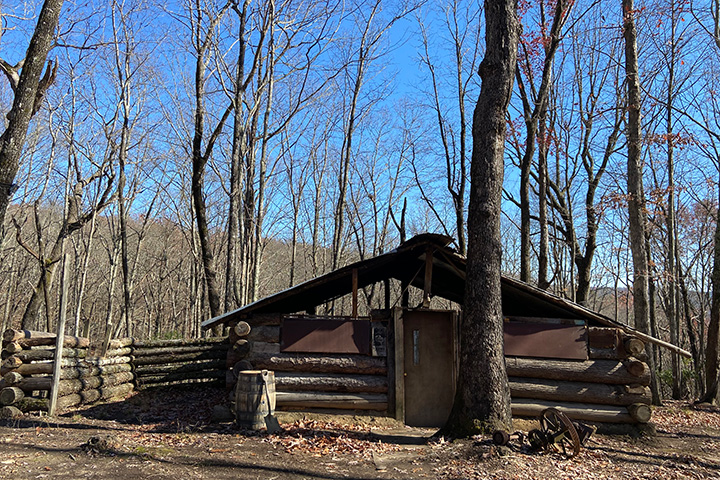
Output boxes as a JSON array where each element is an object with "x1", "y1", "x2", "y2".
[{"x1": 402, "y1": 310, "x2": 457, "y2": 427}]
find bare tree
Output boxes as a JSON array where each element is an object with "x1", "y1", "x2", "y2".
[
  {"x1": 443, "y1": 0, "x2": 519, "y2": 436},
  {"x1": 189, "y1": 0, "x2": 234, "y2": 322},
  {"x1": 0, "y1": 0, "x2": 63, "y2": 232}
]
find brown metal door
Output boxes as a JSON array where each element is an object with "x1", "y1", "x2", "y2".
[{"x1": 403, "y1": 310, "x2": 456, "y2": 427}]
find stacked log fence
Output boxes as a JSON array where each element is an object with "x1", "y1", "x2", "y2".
[
  {"x1": 225, "y1": 315, "x2": 389, "y2": 412},
  {"x1": 1, "y1": 329, "x2": 227, "y2": 418},
  {"x1": 130, "y1": 336, "x2": 227, "y2": 389},
  {"x1": 508, "y1": 326, "x2": 653, "y2": 424}
]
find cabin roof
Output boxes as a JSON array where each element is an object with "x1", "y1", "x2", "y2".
[{"x1": 203, "y1": 233, "x2": 689, "y2": 357}]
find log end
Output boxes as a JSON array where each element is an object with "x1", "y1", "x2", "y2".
[
  {"x1": 624, "y1": 337, "x2": 645, "y2": 357},
  {"x1": 0, "y1": 405, "x2": 23, "y2": 419},
  {"x1": 627, "y1": 403, "x2": 651, "y2": 423}
]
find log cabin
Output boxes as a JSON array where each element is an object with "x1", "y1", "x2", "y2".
[{"x1": 203, "y1": 233, "x2": 690, "y2": 428}]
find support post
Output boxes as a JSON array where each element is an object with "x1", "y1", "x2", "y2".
[
  {"x1": 48, "y1": 252, "x2": 69, "y2": 416},
  {"x1": 352, "y1": 268, "x2": 358, "y2": 318},
  {"x1": 422, "y1": 247, "x2": 433, "y2": 308}
]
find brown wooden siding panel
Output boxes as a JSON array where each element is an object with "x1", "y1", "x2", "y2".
[
  {"x1": 504, "y1": 322, "x2": 588, "y2": 360},
  {"x1": 280, "y1": 318, "x2": 371, "y2": 355}
]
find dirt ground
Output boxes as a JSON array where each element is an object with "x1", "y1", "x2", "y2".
[{"x1": 1, "y1": 387, "x2": 719, "y2": 480}]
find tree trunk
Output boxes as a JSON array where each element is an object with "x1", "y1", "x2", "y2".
[
  {"x1": 442, "y1": 0, "x2": 519, "y2": 437},
  {"x1": 0, "y1": 0, "x2": 64, "y2": 227},
  {"x1": 703, "y1": 183, "x2": 720, "y2": 403},
  {"x1": 623, "y1": 0, "x2": 659, "y2": 407}
]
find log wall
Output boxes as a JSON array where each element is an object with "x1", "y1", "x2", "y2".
[
  {"x1": 229, "y1": 314, "x2": 652, "y2": 425},
  {"x1": 226, "y1": 315, "x2": 389, "y2": 412},
  {"x1": 1, "y1": 329, "x2": 227, "y2": 418},
  {"x1": 507, "y1": 326, "x2": 652, "y2": 424}
]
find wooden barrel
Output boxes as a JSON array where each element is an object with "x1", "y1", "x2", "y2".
[{"x1": 234, "y1": 370, "x2": 276, "y2": 430}]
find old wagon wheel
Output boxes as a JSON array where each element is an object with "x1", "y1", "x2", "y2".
[{"x1": 539, "y1": 408, "x2": 581, "y2": 458}]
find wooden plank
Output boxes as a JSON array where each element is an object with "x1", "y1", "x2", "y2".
[
  {"x1": 280, "y1": 318, "x2": 371, "y2": 355},
  {"x1": 504, "y1": 322, "x2": 588, "y2": 360}
]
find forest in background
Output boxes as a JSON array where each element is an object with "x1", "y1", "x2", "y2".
[{"x1": 0, "y1": 0, "x2": 718, "y2": 402}]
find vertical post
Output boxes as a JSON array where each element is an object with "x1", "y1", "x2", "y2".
[
  {"x1": 48, "y1": 252, "x2": 69, "y2": 416},
  {"x1": 384, "y1": 278, "x2": 391, "y2": 310},
  {"x1": 352, "y1": 268, "x2": 358, "y2": 318},
  {"x1": 422, "y1": 247, "x2": 433, "y2": 308},
  {"x1": 392, "y1": 307, "x2": 405, "y2": 421}
]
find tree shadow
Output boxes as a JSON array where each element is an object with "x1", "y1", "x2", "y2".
[
  {"x1": 586, "y1": 444, "x2": 720, "y2": 472},
  {"x1": 6, "y1": 442, "x2": 384, "y2": 480},
  {"x1": 54, "y1": 384, "x2": 432, "y2": 446}
]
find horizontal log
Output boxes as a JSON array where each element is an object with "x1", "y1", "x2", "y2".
[
  {"x1": 132, "y1": 350, "x2": 226, "y2": 365},
  {"x1": 0, "y1": 405, "x2": 22, "y2": 419},
  {"x1": 107, "y1": 337, "x2": 134, "y2": 349},
  {"x1": 3, "y1": 329, "x2": 55, "y2": 342},
  {"x1": 505, "y1": 357, "x2": 650, "y2": 385},
  {"x1": 138, "y1": 377, "x2": 223, "y2": 389},
  {"x1": 134, "y1": 358, "x2": 224, "y2": 375},
  {"x1": 247, "y1": 326, "x2": 280, "y2": 344},
  {"x1": 75, "y1": 382, "x2": 135, "y2": 404},
  {"x1": 249, "y1": 352, "x2": 387, "y2": 375},
  {"x1": 16, "y1": 372, "x2": 136, "y2": 395},
  {"x1": 69, "y1": 356, "x2": 132, "y2": 367},
  {"x1": 136, "y1": 369, "x2": 224, "y2": 385},
  {"x1": 511, "y1": 398, "x2": 645, "y2": 424},
  {"x1": 131, "y1": 337, "x2": 226, "y2": 349},
  {"x1": 14, "y1": 397, "x2": 48, "y2": 412},
  {"x1": 104, "y1": 347, "x2": 133, "y2": 357},
  {"x1": 99, "y1": 382, "x2": 134, "y2": 400},
  {"x1": 1, "y1": 356, "x2": 22, "y2": 370},
  {"x1": 623, "y1": 359, "x2": 646, "y2": 377},
  {"x1": 589, "y1": 347, "x2": 629, "y2": 360},
  {"x1": 275, "y1": 373, "x2": 388, "y2": 394},
  {"x1": 15, "y1": 348, "x2": 87, "y2": 362},
  {"x1": 63, "y1": 363, "x2": 132, "y2": 379},
  {"x1": 276, "y1": 391, "x2": 387, "y2": 411},
  {"x1": 56, "y1": 394, "x2": 82, "y2": 410},
  {"x1": 3, "y1": 362, "x2": 133, "y2": 378},
  {"x1": 2, "y1": 341, "x2": 23, "y2": 354},
  {"x1": 509, "y1": 377, "x2": 650, "y2": 406},
  {"x1": 132, "y1": 344, "x2": 228, "y2": 357},
  {"x1": 3, "y1": 330, "x2": 89, "y2": 348},
  {"x1": 1, "y1": 386, "x2": 24, "y2": 405},
  {"x1": 4, "y1": 371, "x2": 23, "y2": 385}
]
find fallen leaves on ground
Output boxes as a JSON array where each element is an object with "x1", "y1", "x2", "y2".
[{"x1": 263, "y1": 419, "x2": 404, "y2": 459}]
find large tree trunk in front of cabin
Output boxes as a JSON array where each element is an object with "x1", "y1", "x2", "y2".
[{"x1": 442, "y1": 0, "x2": 519, "y2": 437}]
